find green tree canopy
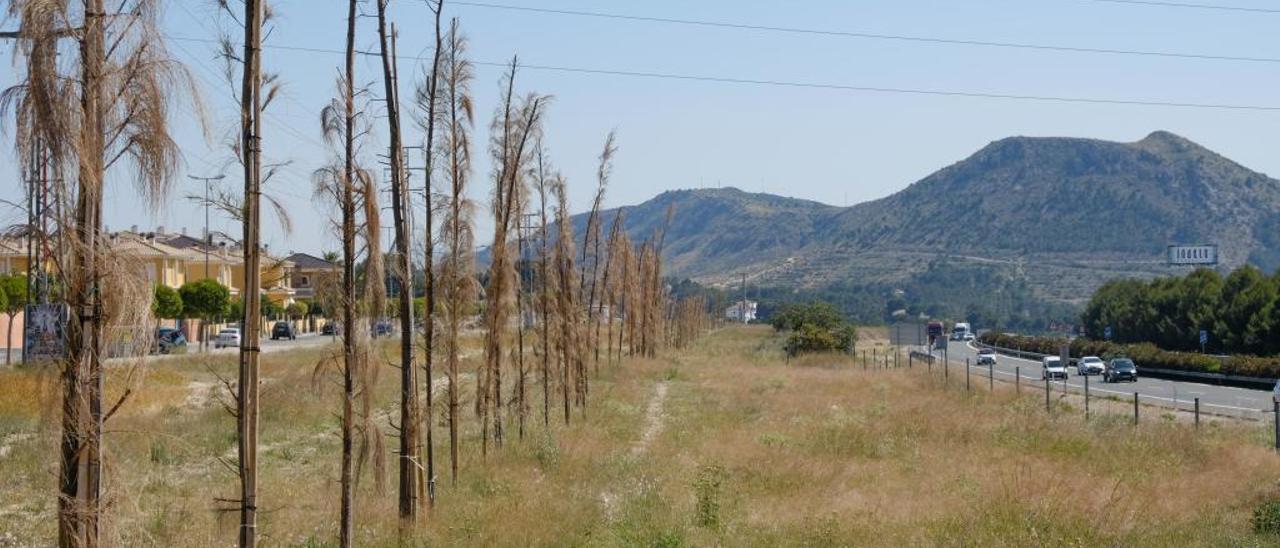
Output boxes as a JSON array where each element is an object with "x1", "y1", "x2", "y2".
[
  {"x1": 285, "y1": 301, "x2": 308, "y2": 319},
  {"x1": 0, "y1": 274, "x2": 28, "y2": 316},
  {"x1": 152, "y1": 284, "x2": 183, "y2": 320},
  {"x1": 179, "y1": 279, "x2": 231, "y2": 321}
]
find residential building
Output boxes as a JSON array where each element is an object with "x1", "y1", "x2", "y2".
[
  {"x1": 285, "y1": 252, "x2": 338, "y2": 301},
  {"x1": 725, "y1": 300, "x2": 758, "y2": 323}
]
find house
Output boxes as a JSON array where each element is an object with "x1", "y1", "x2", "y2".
[
  {"x1": 725, "y1": 300, "x2": 758, "y2": 323},
  {"x1": 284, "y1": 252, "x2": 338, "y2": 301}
]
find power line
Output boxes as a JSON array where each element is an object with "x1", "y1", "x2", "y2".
[
  {"x1": 1078, "y1": 0, "x2": 1280, "y2": 14},
  {"x1": 164, "y1": 35, "x2": 1280, "y2": 112},
  {"x1": 451, "y1": 1, "x2": 1280, "y2": 64},
  {"x1": 504, "y1": 63, "x2": 1280, "y2": 112}
]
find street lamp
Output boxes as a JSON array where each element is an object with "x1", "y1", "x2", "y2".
[{"x1": 188, "y1": 173, "x2": 226, "y2": 280}]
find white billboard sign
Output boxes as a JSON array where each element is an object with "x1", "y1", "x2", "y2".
[{"x1": 1168, "y1": 244, "x2": 1218, "y2": 266}]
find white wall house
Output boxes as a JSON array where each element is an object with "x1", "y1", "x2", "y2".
[{"x1": 725, "y1": 300, "x2": 758, "y2": 323}]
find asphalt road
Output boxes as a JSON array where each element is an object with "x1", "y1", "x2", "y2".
[
  {"x1": 131, "y1": 332, "x2": 336, "y2": 364},
  {"x1": 934, "y1": 340, "x2": 1275, "y2": 420}
]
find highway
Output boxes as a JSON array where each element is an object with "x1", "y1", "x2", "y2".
[{"x1": 934, "y1": 340, "x2": 1275, "y2": 420}]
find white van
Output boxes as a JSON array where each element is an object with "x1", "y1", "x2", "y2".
[
  {"x1": 952, "y1": 322, "x2": 971, "y2": 341},
  {"x1": 1042, "y1": 356, "x2": 1068, "y2": 380}
]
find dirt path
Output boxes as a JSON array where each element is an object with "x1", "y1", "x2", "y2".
[{"x1": 631, "y1": 381, "x2": 669, "y2": 457}]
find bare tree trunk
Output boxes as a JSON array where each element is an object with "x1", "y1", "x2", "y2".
[
  {"x1": 339, "y1": 0, "x2": 359, "y2": 544},
  {"x1": 375, "y1": 2, "x2": 420, "y2": 525},
  {"x1": 238, "y1": 1, "x2": 265, "y2": 545},
  {"x1": 420, "y1": 0, "x2": 445, "y2": 508},
  {"x1": 535, "y1": 148, "x2": 551, "y2": 429},
  {"x1": 79, "y1": 2, "x2": 106, "y2": 545}
]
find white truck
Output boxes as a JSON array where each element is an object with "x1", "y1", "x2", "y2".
[{"x1": 951, "y1": 322, "x2": 971, "y2": 341}]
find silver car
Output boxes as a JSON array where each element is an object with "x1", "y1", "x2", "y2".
[{"x1": 1077, "y1": 356, "x2": 1105, "y2": 376}]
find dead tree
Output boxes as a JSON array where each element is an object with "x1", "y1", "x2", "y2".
[
  {"x1": 435, "y1": 19, "x2": 474, "y2": 486},
  {"x1": 414, "y1": 0, "x2": 446, "y2": 507},
  {"x1": 4, "y1": 2, "x2": 188, "y2": 545},
  {"x1": 374, "y1": 0, "x2": 420, "y2": 524}
]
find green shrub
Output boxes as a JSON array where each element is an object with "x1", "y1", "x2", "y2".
[
  {"x1": 692, "y1": 464, "x2": 728, "y2": 529},
  {"x1": 1253, "y1": 499, "x2": 1280, "y2": 535},
  {"x1": 776, "y1": 302, "x2": 857, "y2": 356}
]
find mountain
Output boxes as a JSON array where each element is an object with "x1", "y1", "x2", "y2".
[
  {"x1": 572, "y1": 132, "x2": 1280, "y2": 327},
  {"x1": 571, "y1": 188, "x2": 841, "y2": 277}
]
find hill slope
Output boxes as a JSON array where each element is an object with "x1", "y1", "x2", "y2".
[{"x1": 575, "y1": 132, "x2": 1280, "y2": 325}]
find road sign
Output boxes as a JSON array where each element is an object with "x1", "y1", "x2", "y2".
[
  {"x1": 889, "y1": 323, "x2": 927, "y2": 347},
  {"x1": 23, "y1": 303, "x2": 68, "y2": 364},
  {"x1": 1168, "y1": 244, "x2": 1219, "y2": 266},
  {"x1": 1104, "y1": 326, "x2": 1113, "y2": 341},
  {"x1": 1199, "y1": 330, "x2": 1209, "y2": 346}
]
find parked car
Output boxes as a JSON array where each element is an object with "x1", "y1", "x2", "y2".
[
  {"x1": 976, "y1": 348, "x2": 997, "y2": 365},
  {"x1": 321, "y1": 322, "x2": 340, "y2": 336},
  {"x1": 1104, "y1": 358, "x2": 1138, "y2": 383},
  {"x1": 374, "y1": 319, "x2": 393, "y2": 337},
  {"x1": 1077, "y1": 356, "x2": 1105, "y2": 376},
  {"x1": 216, "y1": 327, "x2": 241, "y2": 349},
  {"x1": 154, "y1": 328, "x2": 187, "y2": 355},
  {"x1": 1042, "y1": 356, "x2": 1068, "y2": 380},
  {"x1": 271, "y1": 321, "x2": 296, "y2": 341}
]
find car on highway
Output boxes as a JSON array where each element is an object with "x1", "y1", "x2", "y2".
[
  {"x1": 154, "y1": 328, "x2": 187, "y2": 355},
  {"x1": 271, "y1": 321, "x2": 296, "y2": 341},
  {"x1": 1104, "y1": 358, "x2": 1138, "y2": 383},
  {"x1": 1042, "y1": 356, "x2": 1068, "y2": 380},
  {"x1": 215, "y1": 327, "x2": 241, "y2": 349},
  {"x1": 976, "y1": 348, "x2": 997, "y2": 365},
  {"x1": 963, "y1": 332, "x2": 976, "y2": 341},
  {"x1": 1077, "y1": 356, "x2": 1105, "y2": 376}
]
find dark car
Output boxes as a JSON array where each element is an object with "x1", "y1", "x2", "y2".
[
  {"x1": 1104, "y1": 358, "x2": 1138, "y2": 383},
  {"x1": 271, "y1": 321, "x2": 296, "y2": 341},
  {"x1": 321, "y1": 322, "x2": 340, "y2": 336},
  {"x1": 374, "y1": 320, "x2": 393, "y2": 337},
  {"x1": 154, "y1": 328, "x2": 188, "y2": 355}
]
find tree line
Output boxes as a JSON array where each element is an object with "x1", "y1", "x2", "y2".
[
  {"x1": 3, "y1": 1, "x2": 716, "y2": 546},
  {"x1": 1082, "y1": 265, "x2": 1280, "y2": 356}
]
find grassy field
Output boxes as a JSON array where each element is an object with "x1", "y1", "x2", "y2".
[{"x1": 2, "y1": 326, "x2": 1280, "y2": 546}]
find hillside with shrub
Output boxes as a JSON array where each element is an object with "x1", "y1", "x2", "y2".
[{"x1": 579, "y1": 132, "x2": 1280, "y2": 329}]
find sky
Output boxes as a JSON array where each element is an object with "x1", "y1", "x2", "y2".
[{"x1": 3, "y1": 0, "x2": 1280, "y2": 256}]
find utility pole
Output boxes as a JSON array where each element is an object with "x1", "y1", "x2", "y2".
[{"x1": 188, "y1": 173, "x2": 225, "y2": 279}]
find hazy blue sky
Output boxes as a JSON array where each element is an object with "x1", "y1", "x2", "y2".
[{"x1": 3, "y1": 0, "x2": 1280, "y2": 256}]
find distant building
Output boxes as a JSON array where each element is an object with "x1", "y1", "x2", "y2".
[{"x1": 725, "y1": 300, "x2": 757, "y2": 323}]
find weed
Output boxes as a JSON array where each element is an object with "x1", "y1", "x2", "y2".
[{"x1": 692, "y1": 463, "x2": 728, "y2": 529}]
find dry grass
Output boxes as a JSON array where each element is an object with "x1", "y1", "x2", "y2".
[{"x1": 2, "y1": 327, "x2": 1280, "y2": 546}]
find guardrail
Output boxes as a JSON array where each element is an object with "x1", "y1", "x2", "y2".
[{"x1": 974, "y1": 341, "x2": 1278, "y2": 390}]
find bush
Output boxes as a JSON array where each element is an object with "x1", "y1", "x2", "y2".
[
  {"x1": 1253, "y1": 499, "x2": 1280, "y2": 535},
  {"x1": 692, "y1": 464, "x2": 727, "y2": 529},
  {"x1": 776, "y1": 301, "x2": 857, "y2": 356}
]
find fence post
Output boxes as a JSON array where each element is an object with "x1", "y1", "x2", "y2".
[
  {"x1": 1273, "y1": 401, "x2": 1279, "y2": 453},
  {"x1": 873, "y1": 347, "x2": 878, "y2": 363},
  {"x1": 1015, "y1": 366, "x2": 1020, "y2": 394},
  {"x1": 895, "y1": 350, "x2": 899, "y2": 369},
  {"x1": 1194, "y1": 397, "x2": 1200, "y2": 428},
  {"x1": 883, "y1": 355, "x2": 888, "y2": 370},
  {"x1": 944, "y1": 355, "x2": 949, "y2": 385},
  {"x1": 1133, "y1": 392, "x2": 1139, "y2": 425},
  {"x1": 1044, "y1": 372, "x2": 1050, "y2": 412},
  {"x1": 989, "y1": 361, "x2": 994, "y2": 392},
  {"x1": 862, "y1": 350, "x2": 866, "y2": 370},
  {"x1": 1084, "y1": 373, "x2": 1090, "y2": 420},
  {"x1": 965, "y1": 358, "x2": 971, "y2": 391}
]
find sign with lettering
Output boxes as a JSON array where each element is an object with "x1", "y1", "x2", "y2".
[{"x1": 1168, "y1": 244, "x2": 1218, "y2": 266}]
